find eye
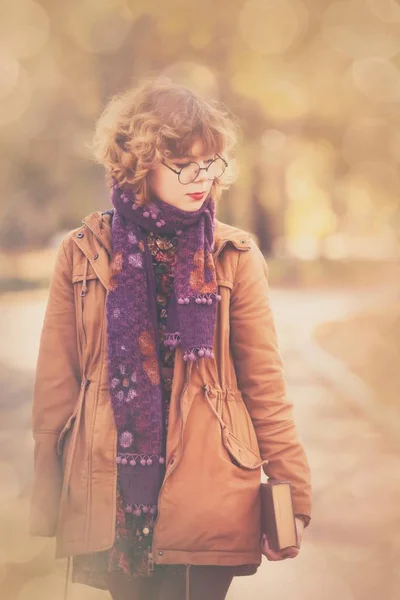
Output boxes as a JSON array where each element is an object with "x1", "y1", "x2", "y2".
[{"x1": 174, "y1": 157, "x2": 214, "y2": 168}]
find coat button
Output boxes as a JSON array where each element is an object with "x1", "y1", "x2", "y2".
[
  {"x1": 93, "y1": 253, "x2": 99, "y2": 260},
  {"x1": 76, "y1": 232, "x2": 84, "y2": 238},
  {"x1": 158, "y1": 550, "x2": 164, "y2": 556}
]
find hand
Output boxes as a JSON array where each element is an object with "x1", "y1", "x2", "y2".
[{"x1": 260, "y1": 517, "x2": 304, "y2": 561}]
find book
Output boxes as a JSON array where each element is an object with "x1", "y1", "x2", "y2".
[{"x1": 260, "y1": 479, "x2": 299, "y2": 552}]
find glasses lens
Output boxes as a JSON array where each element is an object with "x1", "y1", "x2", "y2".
[
  {"x1": 179, "y1": 162, "x2": 199, "y2": 184},
  {"x1": 207, "y1": 157, "x2": 226, "y2": 180}
]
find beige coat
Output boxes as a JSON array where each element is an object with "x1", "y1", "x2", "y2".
[{"x1": 30, "y1": 210, "x2": 312, "y2": 571}]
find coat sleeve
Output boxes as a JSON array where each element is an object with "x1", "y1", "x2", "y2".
[
  {"x1": 230, "y1": 238, "x2": 312, "y2": 520},
  {"x1": 29, "y1": 237, "x2": 81, "y2": 537}
]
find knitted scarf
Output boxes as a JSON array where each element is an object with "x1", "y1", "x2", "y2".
[{"x1": 106, "y1": 183, "x2": 220, "y2": 515}]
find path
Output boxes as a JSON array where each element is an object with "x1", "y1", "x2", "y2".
[{"x1": 0, "y1": 286, "x2": 399, "y2": 600}]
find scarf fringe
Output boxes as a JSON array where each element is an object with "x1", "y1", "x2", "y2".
[
  {"x1": 123, "y1": 502, "x2": 158, "y2": 516},
  {"x1": 116, "y1": 453, "x2": 165, "y2": 466},
  {"x1": 164, "y1": 332, "x2": 215, "y2": 361},
  {"x1": 164, "y1": 332, "x2": 180, "y2": 347},
  {"x1": 183, "y1": 347, "x2": 215, "y2": 361},
  {"x1": 178, "y1": 292, "x2": 221, "y2": 305}
]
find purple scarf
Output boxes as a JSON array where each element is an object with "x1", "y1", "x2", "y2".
[{"x1": 106, "y1": 183, "x2": 220, "y2": 515}]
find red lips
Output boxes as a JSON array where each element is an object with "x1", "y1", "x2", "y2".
[{"x1": 187, "y1": 192, "x2": 206, "y2": 200}]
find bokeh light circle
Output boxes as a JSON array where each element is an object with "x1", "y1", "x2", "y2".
[
  {"x1": 161, "y1": 62, "x2": 218, "y2": 97},
  {"x1": 352, "y1": 58, "x2": 400, "y2": 102},
  {"x1": 239, "y1": 0, "x2": 308, "y2": 55},
  {"x1": 61, "y1": 0, "x2": 133, "y2": 54},
  {"x1": 0, "y1": 67, "x2": 32, "y2": 127},
  {"x1": 0, "y1": 0, "x2": 49, "y2": 59}
]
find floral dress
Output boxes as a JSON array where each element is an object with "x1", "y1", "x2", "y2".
[{"x1": 72, "y1": 230, "x2": 179, "y2": 590}]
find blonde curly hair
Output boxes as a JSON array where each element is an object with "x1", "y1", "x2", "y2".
[{"x1": 92, "y1": 77, "x2": 240, "y2": 205}]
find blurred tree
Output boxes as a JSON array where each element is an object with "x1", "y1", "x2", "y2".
[{"x1": 0, "y1": 0, "x2": 399, "y2": 259}]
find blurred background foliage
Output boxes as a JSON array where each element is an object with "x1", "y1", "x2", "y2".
[{"x1": 1, "y1": 0, "x2": 400, "y2": 262}]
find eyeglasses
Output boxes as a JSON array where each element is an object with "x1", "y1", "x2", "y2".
[{"x1": 161, "y1": 153, "x2": 228, "y2": 185}]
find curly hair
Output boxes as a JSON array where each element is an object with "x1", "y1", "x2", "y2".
[{"x1": 92, "y1": 77, "x2": 240, "y2": 205}]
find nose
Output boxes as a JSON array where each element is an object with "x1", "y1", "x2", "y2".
[{"x1": 194, "y1": 165, "x2": 210, "y2": 184}]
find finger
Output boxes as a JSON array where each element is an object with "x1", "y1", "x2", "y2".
[
  {"x1": 261, "y1": 543, "x2": 281, "y2": 560},
  {"x1": 262, "y1": 535, "x2": 284, "y2": 558},
  {"x1": 261, "y1": 536, "x2": 300, "y2": 561},
  {"x1": 263, "y1": 550, "x2": 284, "y2": 561},
  {"x1": 261, "y1": 538, "x2": 285, "y2": 561},
  {"x1": 280, "y1": 548, "x2": 299, "y2": 559}
]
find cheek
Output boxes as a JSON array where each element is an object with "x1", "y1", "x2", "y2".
[{"x1": 149, "y1": 170, "x2": 181, "y2": 201}]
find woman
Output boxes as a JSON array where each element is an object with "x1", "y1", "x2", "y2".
[{"x1": 30, "y1": 78, "x2": 312, "y2": 600}]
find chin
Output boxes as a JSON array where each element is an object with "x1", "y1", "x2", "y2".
[
  {"x1": 185, "y1": 202, "x2": 206, "y2": 212},
  {"x1": 185, "y1": 195, "x2": 210, "y2": 208}
]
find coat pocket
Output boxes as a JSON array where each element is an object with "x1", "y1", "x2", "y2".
[
  {"x1": 56, "y1": 380, "x2": 90, "y2": 463},
  {"x1": 203, "y1": 385, "x2": 269, "y2": 471},
  {"x1": 56, "y1": 412, "x2": 78, "y2": 458},
  {"x1": 221, "y1": 427, "x2": 268, "y2": 470}
]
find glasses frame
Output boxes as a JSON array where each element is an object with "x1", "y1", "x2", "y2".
[{"x1": 161, "y1": 153, "x2": 228, "y2": 185}]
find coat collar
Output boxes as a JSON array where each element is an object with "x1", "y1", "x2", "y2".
[
  {"x1": 80, "y1": 210, "x2": 251, "y2": 258},
  {"x1": 72, "y1": 210, "x2": 251, "y2": 291}
]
